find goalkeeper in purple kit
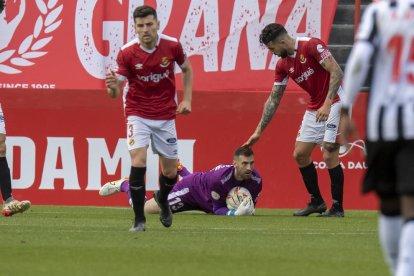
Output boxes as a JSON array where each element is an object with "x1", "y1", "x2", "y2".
[{"x1": 100, "y1": 147, "x2": 262, "y2": 216}]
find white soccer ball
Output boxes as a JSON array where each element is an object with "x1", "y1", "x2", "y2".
[{"x1": 226, "y1": 186, "x2": 252, "y2": 210}]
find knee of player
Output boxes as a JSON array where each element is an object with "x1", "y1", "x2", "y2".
[
  {"x1": 293, "y1": 150, "x2": 309, "y2": 164},
  {"x1": 323, "y1": 143, "x2": 340, "y2": 153}
]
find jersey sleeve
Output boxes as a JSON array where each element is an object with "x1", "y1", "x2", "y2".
[
  {"x1": 251, "y1": 183, "x2": 262, "y2": 206},
  {"x1": 274, "y1": 59, "x2": 288, "y2": 85},
  {"x1": 208, "y1": 173, "x2": 230, "y2": 215},
  {"x1": 355, "y1": 3, "x2": 378, "y2": 45},
  {"x1": 307, "y1": 38, "x2": 332, "y2": 64},
  {"x1": 175, "y1": 42, "x2": 187, "y2": 68},
  {"x1": 115, "y1": 50, "x2": 129, "y2": 81}
]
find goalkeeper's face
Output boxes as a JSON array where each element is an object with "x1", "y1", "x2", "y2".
[{"x1": 234, "y1": 155, "x2": 254, "y2": 181}]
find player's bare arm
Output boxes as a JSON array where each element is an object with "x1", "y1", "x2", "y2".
[
  {"x1": 317, "y1": 55, "x2": 344, "y2": 122},
  {"x1": 105, "y1": 70, "x2": 123, "y2": 98},
  {"x1": 244, "y1": 84, "x2": 286, "y2": 147},
  {"x1": 176, "y1": 58, "x2": 193, "y2": 115}
]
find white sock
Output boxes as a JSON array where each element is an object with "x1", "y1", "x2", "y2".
[
  {"x1": 379, "y1": 215, "x2": 403, "y2": 274},
  {"x1": 396, "y1": 221, "x2": 414, "y2": 276}
]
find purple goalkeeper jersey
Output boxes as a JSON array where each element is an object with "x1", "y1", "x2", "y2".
[{"x1": 170, "y1": 164, "x2": 262, "y2": 215}]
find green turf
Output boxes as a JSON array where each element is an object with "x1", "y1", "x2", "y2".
[{"x1": 0, "y1": 206, "x2": 389, "y2": 276}]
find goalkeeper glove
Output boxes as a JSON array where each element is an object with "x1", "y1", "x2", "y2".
[{"x1": 227, "y1": 197, "x2": 254, "y2": 216}]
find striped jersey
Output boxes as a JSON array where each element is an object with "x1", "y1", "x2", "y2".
[{"x1": 342, "y1": 0, "x2": 414, "y2": 141}]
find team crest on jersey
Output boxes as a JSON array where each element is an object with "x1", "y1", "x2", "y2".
[
  {"x1": 135, "y1": 63, "x2": 143, "y2": 69},
  {"x1": 211, "y1": 191, "x2": 220, "y2": 200},
  {"x1": 160, "y1": 57, "x2": 170, "y2": 67},
  {"x1": 0, "y1": 0, "x2": 63, "y2": 74},
  {"x1": 129, "y1": 138, "x2": 135, "y2": 146},
  {"x1": 299, "y1": 54, "x2": 307, "y2": 64},
  {"x1": 289, "y1": 67, "x2": 294, "y2": 73}
]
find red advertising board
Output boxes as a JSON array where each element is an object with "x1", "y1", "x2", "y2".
[{"x1": 1, "y1": 89, "x2": 376, "y2": 210}]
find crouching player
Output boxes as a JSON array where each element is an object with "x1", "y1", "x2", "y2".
[{"x1": 100, "y1": 146, "x2": 262, "y2": 216}]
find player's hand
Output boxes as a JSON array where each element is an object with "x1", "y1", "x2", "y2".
[
  {"x1": 316, "y1": 103, "x2": 331, "y2": 122},
  {"x1": 105, "y1": 70, "x2": 120, "y2": 98},
  {"x1": 235, "y1": 197, "x2": 254, "y2": 216},
  {"x1": 176, "y1": 100, "x2": 191, "y2": 115},
  {"x1": 339, "y1": 109, "x2": 359, "y2": 149},
  {"x1": 243, "y1": 131, "x2": 261, "y2": 148}
]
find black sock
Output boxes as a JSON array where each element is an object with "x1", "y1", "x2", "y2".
[
  {"x1": 299, "y1": 162, "x2": 323, "y2": 205},
  {"x1": 328, "y1": 164, "x2": 344, "y2": 209},
  {"x1": 129, "y1": 166, "x2": 146, "y2": 223},
  {"x1": 0, "y1": 157, "x2": 12, "y2": 201},
  {"x1": 158, "y1": 174, "x2": 177, "y2": 203}
]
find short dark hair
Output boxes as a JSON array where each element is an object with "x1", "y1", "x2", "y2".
[
  {"x1": 133, "y1": 5, "x2": 157, "y2": 20},
  {"x1": 0, "y1": 0, "x2": 5, "y2": 14},
  {"x1": 259, "y1": 23, "x2": 287, "y2": 45},
  {"x1": 234, "y1": 146, "x2": 254, "y2": 158}
]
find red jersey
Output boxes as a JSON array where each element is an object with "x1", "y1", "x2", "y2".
[
  {"x1": 274, "y1": 37, "x2": 341, "y2": 110},
  {"x1": 116, "y1": 34, "x2": 187, "y2": 120}
]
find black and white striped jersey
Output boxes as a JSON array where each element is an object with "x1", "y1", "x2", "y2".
[{"x1": 342, "y1": 0, "x2": 414, "y2": 141}]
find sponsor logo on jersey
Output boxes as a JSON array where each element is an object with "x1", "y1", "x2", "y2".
[
  {"x1": 136, "y1": 70, "x2": 169, "y2": 83},
  {"x1": 211, "y1": 191, "x2": 220, "y2": 200},
  {"x1": 166, "y1": 138, "x2": 177, "y2": 144},
  {"x1": 326, "y1": 124, "x2": 336, "y2": 129},
  {"x1": 299, "y1": 54, "x2": 307, "y2": 64},
  {"x1": 294, "y1": 67, "x2": 314, "y2": 83},
  {"x1": 160, "y1": 57, "x2": 170, "y2": 68},
  {"x1": 129, "y1": 138, "x2": 135, "y2": 146},
  {"x1": 135, "y1": 63, "x2": 143, "y2": 69}
]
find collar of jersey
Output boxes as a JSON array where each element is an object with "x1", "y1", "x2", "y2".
[{"x1": 138, "y1": 34, "x2": 161, "y2": 54}]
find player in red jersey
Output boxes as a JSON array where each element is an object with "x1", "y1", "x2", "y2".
[
  {"x1": 244, "y1": 23, "x2": 345, "y2": 217},
  {"x1": 105, "y1": 5, "x2": 193, "y2": 232}
]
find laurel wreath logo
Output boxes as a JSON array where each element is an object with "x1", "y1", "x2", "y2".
[{"x1": 0, "y1": 0, "x2": 63, "y2": 74}]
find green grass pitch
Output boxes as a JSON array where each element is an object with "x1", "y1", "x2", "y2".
[{"x1": 0, "y1": 206, "x2": 389, "y2": 276}]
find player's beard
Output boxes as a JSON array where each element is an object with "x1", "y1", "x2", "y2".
[{"x1": 279, "y1": 49, "x2": 288, "y2": 59}]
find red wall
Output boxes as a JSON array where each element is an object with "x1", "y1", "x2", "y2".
[{"x1": 1, "y1": 89, "x2": 376, "y2": 210}]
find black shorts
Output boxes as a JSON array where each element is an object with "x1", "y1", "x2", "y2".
[{"x1": 363, "y1": 140, "x2": 414, "y2": 197}]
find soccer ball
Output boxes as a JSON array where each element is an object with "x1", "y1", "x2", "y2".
[{"x1": 226, "y1": 186, "x2": 252, "y2": 210}]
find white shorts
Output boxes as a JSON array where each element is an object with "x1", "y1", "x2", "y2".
[
  {"x1": 126, "y1": 116, "x2": 178, "y2": 159},
  {"x1": 296, "y1": 101, "x2": 342, "y2": 145},
  {"x1": 0, "y1": 104, "x2": 5, "y2": 135}
]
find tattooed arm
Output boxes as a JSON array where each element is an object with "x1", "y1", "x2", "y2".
[
  {"x1": 316, "y1": 55, "x2": 344, "y2": 122},
  {"x1": 243, "y1": 84, "x2": 286, "y2": 147}
]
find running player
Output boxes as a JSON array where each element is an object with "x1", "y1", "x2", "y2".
[{"x1": 105, "y1": 5, "x2": 193, "y2": 232}]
